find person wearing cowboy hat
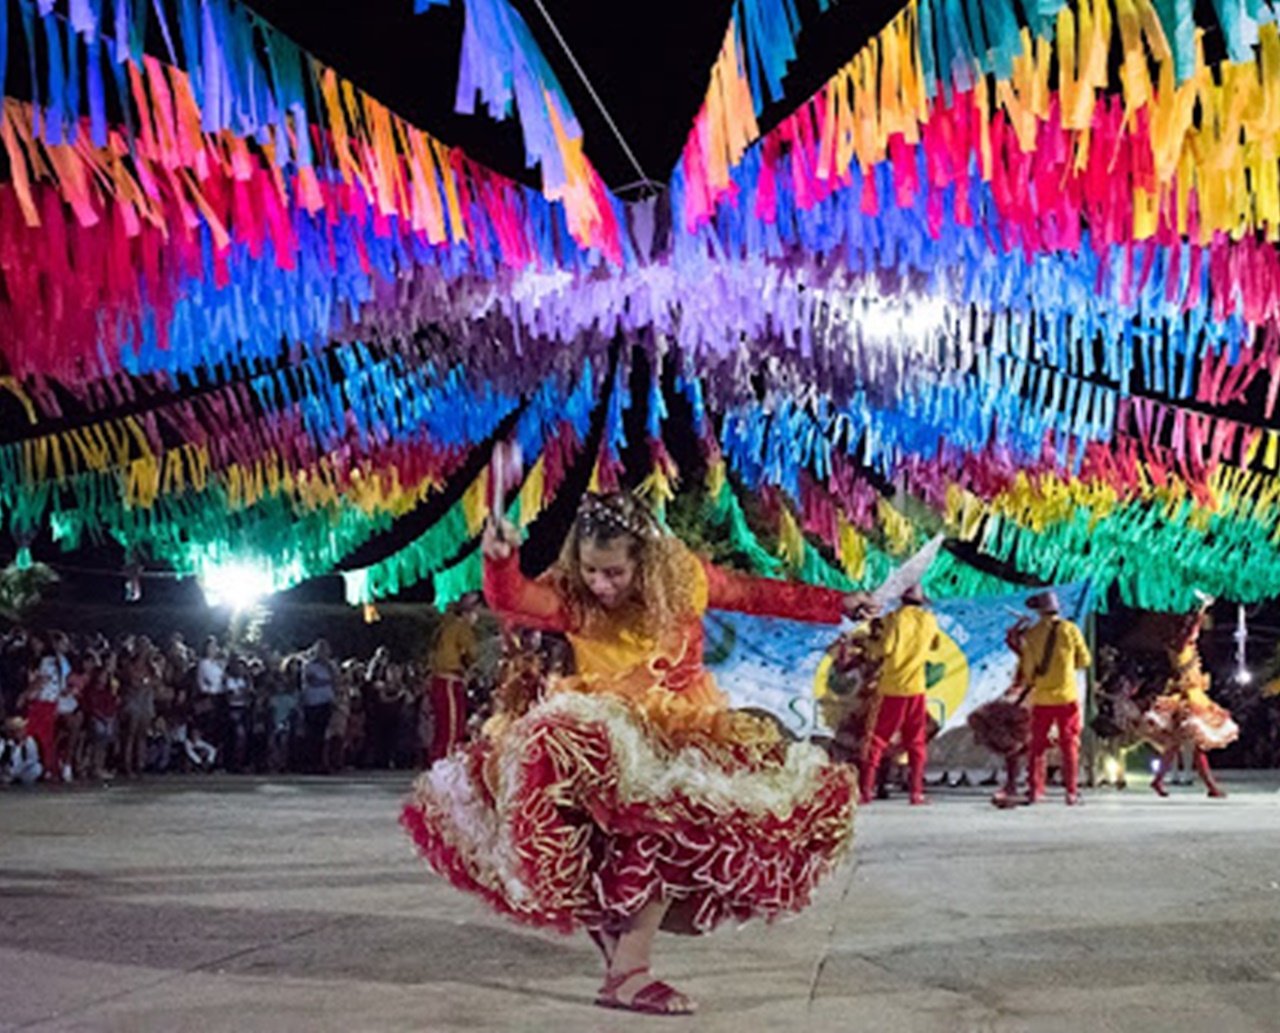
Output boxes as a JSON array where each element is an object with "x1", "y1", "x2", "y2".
[
  {"x1": 1016, "y1": 590, "x2": 1091, "y2": 805},
  {"x1": 2, "y1": 716, "x2": 43, "y2": 787},
  {"x1": 860, "y1": 583, "x2": 940, "y2": 805},
  {"x1": 424, "y1": 592, "x2": 483, "y2": 765}
]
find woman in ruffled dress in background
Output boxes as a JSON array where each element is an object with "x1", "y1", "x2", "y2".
[
  {"x1": 1143, "y1": 599, "x2": 1237, "y2": 798},
  {"x1": 402, "y1": 492, "x2": 873, "y2": 1016}
]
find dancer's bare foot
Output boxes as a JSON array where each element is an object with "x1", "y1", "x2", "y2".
[
  {"x1": 596, "y1": 967, "x2": 696, "y2": 1016},
  {"x1": 1207, "y1": 785, "x2": 1227, "y2": 799}
]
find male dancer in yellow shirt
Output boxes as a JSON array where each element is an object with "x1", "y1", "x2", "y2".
[
  {"x1": 426, "y1": 593, "x2": 481, "y2": 764},
  {"x1": 1017, "y1": 591, "x2": 1091, "y2": 805},
  {"x1": 860, "y1": 584, "x2": 940, "y2": 805}
]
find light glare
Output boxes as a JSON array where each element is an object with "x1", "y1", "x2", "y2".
[{"x1": 201, "y1": 562, "x2": 273, "y2": 612}]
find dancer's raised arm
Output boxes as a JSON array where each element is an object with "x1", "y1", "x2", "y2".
[{"x1": 481, "y1": 518, "x2": 573, "y2": 633}]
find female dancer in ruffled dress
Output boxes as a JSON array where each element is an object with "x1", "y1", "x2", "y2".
[
  {"x1": 402, "y1": 492, "x2": 873, "y2": 1015},
  {"x1": 1143, "y1": 599, "x2": 1237, "y2": 798}
]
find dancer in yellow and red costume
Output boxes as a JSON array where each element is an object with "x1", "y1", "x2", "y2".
[
  {"x1": 1017, "y1": 591, "x2": 1091, "y2": 806},
  {"x1": 858, "y1": 584, "x2": 940, "y2": 805},
  {"x1": 402, "y1": 492, "x2": 874, "y2": 1016},
  {"x1": 424, "y1": 592, "x2": 480, "y2": 765},
  {"x1": 1142, "y1": 599, "x2": 1237, "y2": 798}
]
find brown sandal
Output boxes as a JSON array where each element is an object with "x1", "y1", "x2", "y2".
[{"x1": 595, "y1": 966, "x2": 696, "y2": 1016}]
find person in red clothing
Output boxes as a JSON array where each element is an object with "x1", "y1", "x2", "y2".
[
  {"x1": 1015, "y1": 591, "x2": 1092, "y2": 805},
  {"x1": 83, "y1": 661, "x2": 121, "y2": 779},
  {"x1": 859, "y1": 584, "x2": 941, "y2": 806},
  {"x1": 423, "y1": 593, "x2": 482, "y2": 765},
  {"x1": 20, "y1": 633, "x2": 70, "y2": 780},
  {"x1": 402, "y1": 491, "x2": 875, "y2": 1017}
]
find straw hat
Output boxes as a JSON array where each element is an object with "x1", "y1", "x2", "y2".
[{"x1": 1027, "y1": 590, "x2": 1061, "y2": 614}]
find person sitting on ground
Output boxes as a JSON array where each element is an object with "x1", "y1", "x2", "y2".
[
  {"x1": 166, "y1": 715, "x2": 217, "y2": 772},
  {"x1": 2, "y1": 716, "x2": 43, "y2": 787},
  {"x1": 185, "y1": 725, "x2": 218, "y2": 771}
]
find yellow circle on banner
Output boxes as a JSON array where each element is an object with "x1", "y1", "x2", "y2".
[{"x1": 924, "y1": 630, "x2": 969, "y2": 728}]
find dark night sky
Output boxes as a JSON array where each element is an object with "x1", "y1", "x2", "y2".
[{"x1": 240, "y1": 0, "x2": 907, "y2": 191}]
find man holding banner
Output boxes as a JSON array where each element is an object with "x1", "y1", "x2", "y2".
[
  {"x1": 1017, "y1": 591, "x2": 1091, "y2": 806},
  {"x1": 860, "y1": 584, "x2": 941, "y2": 806}
]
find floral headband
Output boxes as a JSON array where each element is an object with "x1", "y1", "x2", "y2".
[{"x1": 577, "y1": 492, "x2": 660, "y2": 541}]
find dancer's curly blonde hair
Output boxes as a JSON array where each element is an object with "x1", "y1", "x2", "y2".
[{"x1": 547, "y1": 492, "x2": 698, "y2": 639}]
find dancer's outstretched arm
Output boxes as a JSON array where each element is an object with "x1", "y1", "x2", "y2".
[{"x1": 701, "y1": 560, "x2": 875, "y2": 625}]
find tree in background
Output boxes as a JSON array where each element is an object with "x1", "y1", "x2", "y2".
[{"x1": 0, "y1": 562, "x2": 58, "y2": 624}]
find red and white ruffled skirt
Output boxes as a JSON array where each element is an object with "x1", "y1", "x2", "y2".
[
  {"x1": 1180, "y1": 696, "x2": 1240, "y2": 751},
  {"x1": 1140, "y1": 694, "x2": 1239, "y2": 753},
  {"x1": 401, "y1": 691, "x2": 856, "y2": 935}
]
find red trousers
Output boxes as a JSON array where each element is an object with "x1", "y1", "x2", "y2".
[
  {"x1": 1028, "y1": 702, "x2": 1081, "y2": 799},
  {"x1": 860, "y1": 694, "x2": 928, "y2": 801},
  {"x1": 426, "y1": 675, "x2": 468, "y2": 765},
  {"x1": 24, "y1": 699, "x2": 58, "y2": 774}
]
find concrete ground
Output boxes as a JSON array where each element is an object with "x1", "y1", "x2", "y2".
[{"x1": 1, "y1": 773, "x2": 1279, "y2": 1033}]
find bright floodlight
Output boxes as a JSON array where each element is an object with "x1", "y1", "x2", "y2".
[
  {"x1": 201, "y1": 562, "x2": 273, "y2": 612},
  {"x1": 1234, "y1": 667, "x2": 1254, "y2": 685}
]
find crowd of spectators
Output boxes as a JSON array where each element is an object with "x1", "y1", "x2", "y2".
[{"x1": 0, "y1": 619, "x2": 496, "y2": 786}]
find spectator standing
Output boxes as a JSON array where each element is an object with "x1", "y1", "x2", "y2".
[
  {"x1": 391, "y1": 664, "x2": 422, "y2": 770},
  {"x1": 265, "y1": 665, "x2": 299, "y2": 773},
  {"x1": 300, "y1": 640, "x2": 337, "y2": 772},
  {"x1": 325, "y1": 663, "x2": 358, "y2": 773},
  {"x1": 346, "y1": 687, "x2": 367, "y2": 770},
  {"x1": 57, "y1": 654, "x2": 87, "y2": 781},
  {"x1": 223, "y1": 655, "x2": 252, "y2": 772},
  {"x1": 118, "y1": 640, "x2": 159, "y2": 778},
  {"x1": 83, "y1": 663, "x2": 120, "y2": 779},
  {"x1": 195, "y1": 637, "x2": 227, "y2": 750},
  {"x1": 364, "y1": 647, "x2": 394, "y2": 768},
  {"x1": 22, "y1": 633, "x2": 70, "y2": 779}
]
